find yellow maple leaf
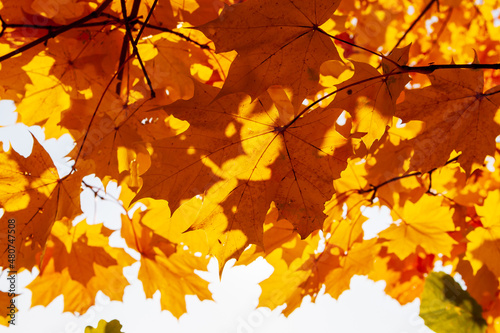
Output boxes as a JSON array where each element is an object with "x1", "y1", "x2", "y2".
[
  {"x1": 380, "y1": 195, "x2": 456, "y2": 259},
  {"x1": 121, "y1": 198, "x2": 212, "y2": 318},
  {"x1": 466, "y1": 190, "x2": 500, "y2": 276}
]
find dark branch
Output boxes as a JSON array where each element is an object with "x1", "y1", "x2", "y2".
[
  {"x1": 0, "y1": 18, "x2": 122, "y2": 32},
  {"x1": 134, "y1": 0, "x2": 158, "y2": 44},
  {"x1": 401, "y1": 63, "x2": 500, "y2": 74},
  {"x1": 0, "y1": 15, "x2": 7, "y2": 38},
  {"x1": 115, "y1": 0, "x2": 142, "y2": 96},
  {"x1": 120, "y1": 0, "x2": 155, "y2": 98},
  {"x1": 0, "y1": 0, "x2": 114, "y2": 63},
  {"x1": 357, "y1": 155, "x2": 461, "y2": 203},
  {"x1": 425, "y1": 155, "x2": 461, "y2": 194}
]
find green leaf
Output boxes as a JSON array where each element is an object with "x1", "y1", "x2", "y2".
[
  {"x1": 84, "y1": 319, "x2": 124, "y2": 333},
  {"x1": 420, "y1": 272, "x2": 486, "y2": 333}
]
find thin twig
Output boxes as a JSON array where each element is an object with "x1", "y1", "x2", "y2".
[
  {"x1": 120, "y1": 0, "x2": 155, "y2": 98},
  {"x1": 134, "y1": 0, "x2": 158, "y2": 44},
  {"x1": 141, "y1": 22, "x2": 211, "y2": 50},
  {"x1": 74, "y1": 54, "x2": 134, "y2": 166},
  {"x1": 426, "y1": 7, "x2": 453, "y2": 53},
  {"x1": 0, "y1": 18, "x2": 121, "y2": 32},
  {"x1": 390, "y1": 0, "x2": 439, "y2": 53},
  {"x1": 0, "y1": 0, "x2": 113, "y2": 63},
  {"x1": 357, "y1": 155, "x2": 461, "y2": 203},
  {"x1": 115, "y1": 0, "x2": 142, "y2": 96},
  {"x1": 318, "y1": 28, "x2": 400, "y2": 69}
]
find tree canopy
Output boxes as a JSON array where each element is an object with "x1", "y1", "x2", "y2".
[{"x1": 1, "y1": 0, "x2": 500, "y2": 331}]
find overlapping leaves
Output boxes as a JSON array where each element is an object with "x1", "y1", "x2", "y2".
[{"x1": 1, "y1": 0, "x2": 500, "y2": 330}]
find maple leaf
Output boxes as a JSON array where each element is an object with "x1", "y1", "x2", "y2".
[
  {"x1": 332, "y1": 45, "x2": 411, "y2": 147},
  {"x1": 0, "y1": 136, "x2": 83, "y2": 270},
  {"x1": 255, "y1": 226, "x2": 320, "y2": 315},
  {"x1": 431, "y1": 163, "x2": 486, "y2": 207},
  {"x1": 379, "y1": 195, "x2": 456, "y2": 260},
  {"x1": 396, "y1": 66, "x2": 500, "y2": 175},
  {"x1": 420, "y1": 272, "x2": 487, "y2": 333},
  {"x1": 369, "y1": 250, "x2": 431, "y2": 305},
  {"x1": 46, "y1": 27, "x2": 124, "y2": 99},
  {"x1": 27, "y1": 219, "x2": 134, "y2": 314},
  {"x1": 196, "y1": 0, "x2": 342, "y2": 105},
  {"x1": 136, "y1": 82, "x2": 354, "y2": 268},
  {"x1": 0, "y1": 45, "x2": 40, "y2": 102},
  {"x1": 465, "y1": 190, "x2": 500, "y2": 277},
  {"x1": 236, "y1": 202, "x2": 307, "y2": 266},
  {"x1": 121, "y1": 198, "x2": 212, "y2": 318},
  {"x1": 64, "y1": 94, "x2": 189, "y2": 189},
  {"x1": 456, "y1": 259, "x2": 498, "y2": 312},
  {"x1": 255, "y1": 213, "x2": 379, "y2": 315}
]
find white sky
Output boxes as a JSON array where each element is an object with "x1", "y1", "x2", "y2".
[{"x1": 0, "y1": 99, "x2": 438, "y2": 333}]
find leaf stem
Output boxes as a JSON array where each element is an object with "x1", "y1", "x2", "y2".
[
  {"x1": 140, "y1": 22, "x2": 212, "y2": 50},
  {"x1": 389, "y1": 0, "x2": 439, "y2": 53},
  {"x1": 318, "y1": 28, "x2": 400, "y2": 68},
  {"x1": 74, "y1": 54, "x2": 134, "y2": 167}
]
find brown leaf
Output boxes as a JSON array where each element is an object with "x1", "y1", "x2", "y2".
[
  {"x1": 197, "y1": 0, "x2": 342, "y2": 105},
  {"x1": 397, "y1": 67, "x2": 500, "y2": 175}
]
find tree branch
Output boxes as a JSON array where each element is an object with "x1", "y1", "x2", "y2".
[
  {"x1": 134, "y1": 0, "x2": 158, "y2": 44},
  {"x1": 115, "y1": 0, "x2": 143, "y2": 96},
  {"x1": 0, "y1": 0, "x2": 114, "y2": 63},
  {"x1": 357, "y1": 155, "x2": 461, "y2": 203},
  {"x1": 0, "y1": 18, "x2": 122, "y2": 35},
  {"x1": 119, "y1": 0, "x2": 155, "y2": 98},
  {"x1": 401, "y1": 63, "x2": 500, "y2": 74}
]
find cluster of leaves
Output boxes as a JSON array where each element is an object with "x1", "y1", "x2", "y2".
[{"x1": 1, "y1": 0, "x2": 500, "y2": 330}]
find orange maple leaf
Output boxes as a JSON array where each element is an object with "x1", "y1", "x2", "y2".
[
  {"x1": 332, "y1": 45, "x2": 411, "y2": 147},
  {"x1": 369, "y1": 250, "x2": 431, "y2": 305},
  {"x1": 136, "y1": 82, "x2": 354, "y2": 268},
  {"x1": 121, "y1": 199, "x2": 212, "y2": 318},
  {"x1": 255, "y1": 212, "x2": 379, "y2": 315},
  {"x1": 27, "y1": 219, "x2": 134, "y2": 314},
  {"x1": 466, "y1": 190, "x2": 500, "y2": 277},
  {"x1": 197, "y1": 0, "x2": 342, "y2": 105},
  {"x1": 397, "y1": 66, "x2": 500, "y2": 175},
  {"x1": 379, "y1": 195, "x2": 456, "y2": 260},
  {"x1": 0, "y1": 136, "x2": 83, "y2": 270}
]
